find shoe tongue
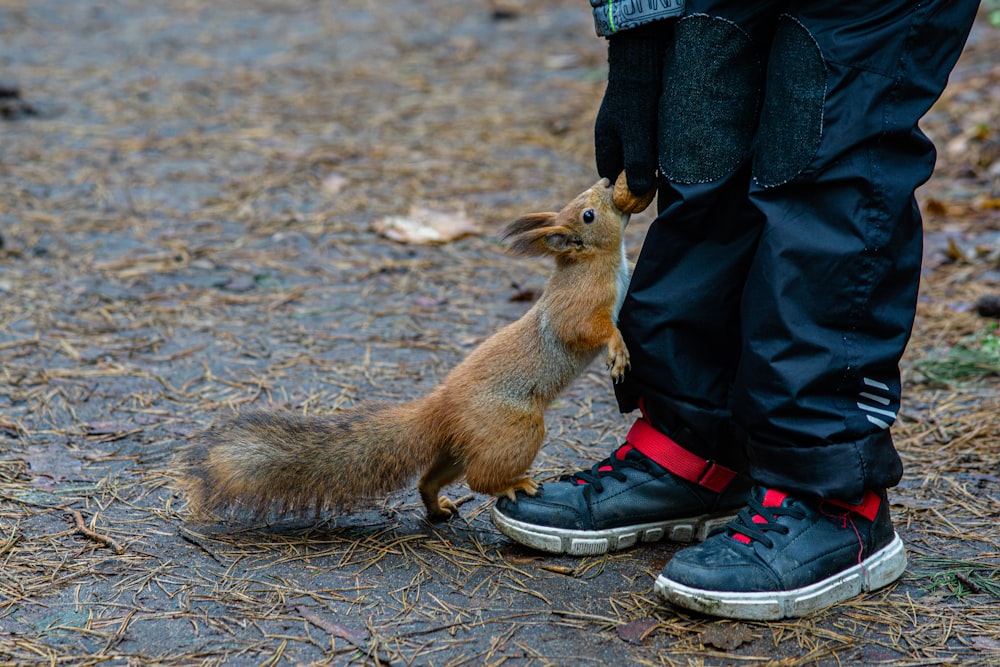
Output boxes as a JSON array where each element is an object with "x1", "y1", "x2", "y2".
[
  {"x1": 748, "y1": 489, "x2": 787, "y2": 526},
  {"x1": 761, "y1": 489, "x2": 788, "y2": 508},
  {"x1": 573, "y1": 445, "x2": 633, "y2": 484},
  {"x1": 614, "y1": 443, "x2": 636, "y2": 461},
  {"x1": 597, "y1": 444, "x2": 641, "y2": 473},
  {"x1": 731, "y1": 489, "x2": 788, "y2": 543},
  {"x1": 584, "y1": 445, "x2": 644, "y2": 478}
]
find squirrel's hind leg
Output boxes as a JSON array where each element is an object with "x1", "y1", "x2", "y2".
[
  {"x1": 418, "y1": 452, "x2": 466, "y2": 522},
  {"x1": 465, "y1": 412, "x2": 544, "y2": 503}
]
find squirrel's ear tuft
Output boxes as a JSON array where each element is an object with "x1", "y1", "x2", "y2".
[
  {"x1": 503, "y1": 227, "x2": 554, "y2": 257},
  {"x1": 503, "y1": 225, "x2": 582, "y2": 257},
  {"x1": 500, "y1": 212, "x2": 557, "y2": 241},
  {"x1": 501, "y1": 213, "x2": 559, "y2": 256}
]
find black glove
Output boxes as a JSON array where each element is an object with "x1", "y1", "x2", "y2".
[{"x1": 594, "y1": 23, "x2": 667, "y2": 198}]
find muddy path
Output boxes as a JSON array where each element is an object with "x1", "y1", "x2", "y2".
[{"x1": 1, "y1": 1, "x2": 999, "y2": 665}]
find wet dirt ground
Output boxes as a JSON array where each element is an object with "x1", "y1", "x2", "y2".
[{"x1": 2, "y1": 1, "x2": 999, "y2": 665}]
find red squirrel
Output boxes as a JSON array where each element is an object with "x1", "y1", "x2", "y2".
[{"x1": 181, "y1": 178, "x2": 633, "y2": 522}]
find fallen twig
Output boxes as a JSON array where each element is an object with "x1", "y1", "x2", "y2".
[
  {"x1": 70, "y1": 511, "x2": 124, "y2": 554},
  {"x1": 178, "y1": 526, "x2": 223, "y2": 564},
  {"x1": 294, "y1": 604, "x2": 395, "y2": 665},
  {"x1": 294, "y1": 604, "x2": 369, "y2": 649}
]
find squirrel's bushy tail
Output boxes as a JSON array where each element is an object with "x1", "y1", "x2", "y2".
[{"x1": 181, "y1": 401, "x2": 434, "y2": 517}]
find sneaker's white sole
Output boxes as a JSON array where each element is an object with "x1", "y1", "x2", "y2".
[
  {"x1": 490, "y1": 506, "x2": 739, "y2": 556},
  {"x1": 654, "y1": 532, "x2": 907, "y2": 620}
]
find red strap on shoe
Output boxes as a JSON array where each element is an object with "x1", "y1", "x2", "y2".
[
  {"x1": 823, "y1": 489, "x2": 882, "y2": 521},
  {"x1": 626, "y1": 418, "x2": 738, "y2": 493}
]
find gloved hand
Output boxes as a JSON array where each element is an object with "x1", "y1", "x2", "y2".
[{"x1": 594, "y1": 23, "x2": 666, "y2": 206}]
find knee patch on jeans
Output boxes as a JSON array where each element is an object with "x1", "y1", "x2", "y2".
[
  {"x1": 660, "y1": 14, "x2": 762, "y2": 184},
  {"x1": 752, "y1": 15, "x2": 827, "y2": 187}
]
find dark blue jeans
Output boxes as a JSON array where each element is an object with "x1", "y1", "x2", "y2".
[{"x1": 616, "y1": 0, "x2": 979, "y2": 501}]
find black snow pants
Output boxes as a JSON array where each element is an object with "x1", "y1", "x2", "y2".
[{"x1": 615, "y1": 0, "x2": 980, "y2": 502}]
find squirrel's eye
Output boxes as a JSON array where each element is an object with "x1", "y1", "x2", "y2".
[{"x1": 582, "y1": 208, "x2": 596, "y2": 224}]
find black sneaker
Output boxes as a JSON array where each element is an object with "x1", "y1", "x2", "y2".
[
  {"x1": 490, "y1": 443, "x2": 751, "y2": 556},
  {"x1": 654, "y1": 486, "x2": 907, "y2": 620}
]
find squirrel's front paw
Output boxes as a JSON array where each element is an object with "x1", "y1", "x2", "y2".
[
  {"x1": 606, "y1": 334, "x2": 631, "y2": 384},
  {"x1": 499, "y1": 478, "x2": 539, "y2": 503}
]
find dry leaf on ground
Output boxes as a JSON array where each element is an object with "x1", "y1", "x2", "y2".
[{"x1": 372, "y1": 205, "x2": 483, "y2": 244}]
